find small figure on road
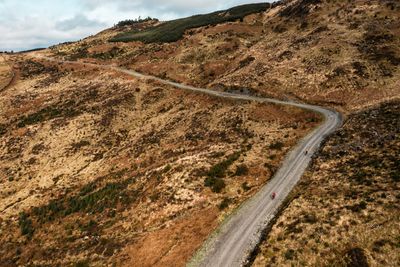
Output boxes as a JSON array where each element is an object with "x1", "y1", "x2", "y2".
[
  {"x1": 271, "y1": 192, "x2": 276, "y2": 199},
  {"x1": 305, "y1": 150, "x2": 308, "y2": 155}
]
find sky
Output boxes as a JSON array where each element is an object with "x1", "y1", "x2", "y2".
[{"x1": 0, "y1": 0, "x2": 270, "y2": 52}]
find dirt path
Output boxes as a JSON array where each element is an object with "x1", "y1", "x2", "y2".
[{"x1": 0, "y1": 55, "x2": 17, "y2": 92}]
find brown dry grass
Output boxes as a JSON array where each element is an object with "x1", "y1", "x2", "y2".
[
  {"x1": 49, "y1": 0, "x2": 400, "y2": 113},
  {"x1": 253, "y1": 100, "x2": 400, "y2": 266},
  {"x1": 0, "y1": 55, "x2": 320, "y2": 266},
  {"x1": 0, "y1": 55, "x2": 13, "y2": 91},
  {"x1": 121, "y1": 207, "x2": 219, "y2": 267},
  {"x1": 1, "y1": 0, "x2": 399, "y2": 265}
]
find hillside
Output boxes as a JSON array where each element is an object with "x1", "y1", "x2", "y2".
[
  {"x1": 0, "y1": 55, "x2": 14, "y2": 92},
  {"x1": 0, "y1": 0, "x2": 399, "y2": 266},
  {"x1": 253, "y1": 100, "x2": 400, "y2": 266},
  {"x1": 51, "y1": 0, "x2": 400, "y2": 113},
  {"x1": 0, "y1": 49, "x2": 319, "y2": 266},
  {"x1": 110, "y1": 3, "x2": 270, "y2": 43}
]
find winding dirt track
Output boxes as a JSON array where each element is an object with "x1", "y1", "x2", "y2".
[
  {"x1": 0, "y1": 55, "x2": 15, "y2": 92},
  {"x1": 31, "y1": 54, "x2": 342, "y2": 267}
]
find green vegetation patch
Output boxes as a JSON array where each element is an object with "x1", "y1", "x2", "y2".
[
  {"x1": 74, "y1": 260, "x2": 90, "y2": 267},
  {"x1": 18, "y1": 212, "x2": 34, "y2": 239},
  {"x1": 218, "y1": 197, "x2": 232, "y2": 210},
  {"x1": 241, "y1": 182, "x2": 251, "y2": 192},
  {"x1": 33, "y1": 179, "x2": 136, "y2": 223},
  {"x1": 91, "y1": 47, "x2": 124, "y2": 60},
  {"x1": 207, "y1": 152, "x2": 241, "y2": 178},
  {"x1": 17, "y1": 102, "x2": 80, "y2": 128},
  {"x1": 18, "y1": 170, "x2": 137, "y2": 238},
  {"x1": 269, "y1": 141, "x2": 284, "y2": 150},
  {"x1": 205, "y1": 177, "x2": 226, "y2": 193},
  {"x1": 116, "y1": 17, "x2": 156, "y2": 27},
  {"x1": 110, "y1": 3, "x2": 269, "y2": 43},
  {"x1": 234, "y1": 164, "x2": 249, "y2": 176},
  {"x1": 205, "y1": 152, "x2": 241, "y2": 193},
  {"x1": 0, "y1": 124, "x2": 6, "y2": 136}
]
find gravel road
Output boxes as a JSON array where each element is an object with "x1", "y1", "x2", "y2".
[{"x1": 32, "y1": 54, "x2": 342, "y2": 267}]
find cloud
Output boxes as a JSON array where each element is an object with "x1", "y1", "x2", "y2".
[
  {"x1": 0, "y1": 0, "x2": 271, "y2": 51},
  {"x1": 56, "y1": 14, "x2": 106, "y2": 31},
  {"x1": 0, "y1": 14, "x2": 105, "y2": 51},
  {"x1": 82, "y1": 0, "x2": 269, "y2": 19}
]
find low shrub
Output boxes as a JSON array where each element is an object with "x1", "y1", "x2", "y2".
[
  {"x1": 239, "y1": 56, "x2": 255, "y2": 68},
  {"x1": 80, "y1": 220, "x2": 98, "y2": 234},
  {"x1": 241, "y1": 182, "x2": 251, "y2": 192},
  {"x1": 18, "y1": 212, "x2": 34, "y2": 238},
  {"x1": 163, "y1": 164, "x2": 172, "y2": 173},
  {"x1": 234, "y1": 164, "x2": 249, "y2": 176},
  {"x1": 345, "y1": 247, "x2": 369, "y2": 267},
  {"x1": 347, "y1": 201, "x2": 367, "y2": 212},
  {"x1": 17, "y1": 104, "x2": 80, "y2": 128},
  {"x1": 0, "y1": 124, "x2": 6, "y2": 136},
  {"x1": 284, "y1": 249, "x2": 296, "y2": 260},
  {"x1": 205, "y1": 177, "x2": 226, "y2": 193},
  {"x1": 71, "y1": 140, "x2": 90, "y2": 151},
  {"x1": 303, "y1": 212, "x2": 318, "y2": 224},
  {"x1": 218, "y1": 198, "x2": 232, "y2": 210},
  {"x1": 207, "y1": 152, "x2": 241, "y2": 178},
  {"x1": 269, "y1": 141, "x2": 284, "y2": 150},
  {"x1": 74, "y1": 260, "x2": 90, "y2": 267},
  {"x1": 352, "y1": 170, "x2": 369, "y2": 184},
  {"x1": 390, "y1": 171, "x2": 399, "y2": 182}
]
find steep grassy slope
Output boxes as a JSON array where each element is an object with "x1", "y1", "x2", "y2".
[
  {"x1": 110, "y1": 3, "x2": 270, "y2": 43},
  {"x1": 0, "y1": 55, "x2": 319, "y2": 266},
  {"x1": 253, "y1": 100, "x2": 400, "y2": 266}
]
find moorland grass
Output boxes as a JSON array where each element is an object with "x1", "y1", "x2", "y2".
[{"x1": 110, "y1": 3, "x2": 269, "y2": 43}]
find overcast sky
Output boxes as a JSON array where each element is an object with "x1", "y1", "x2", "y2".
[{"x1": 0, "y1": 0, "x2": 270, "y2": 51}]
